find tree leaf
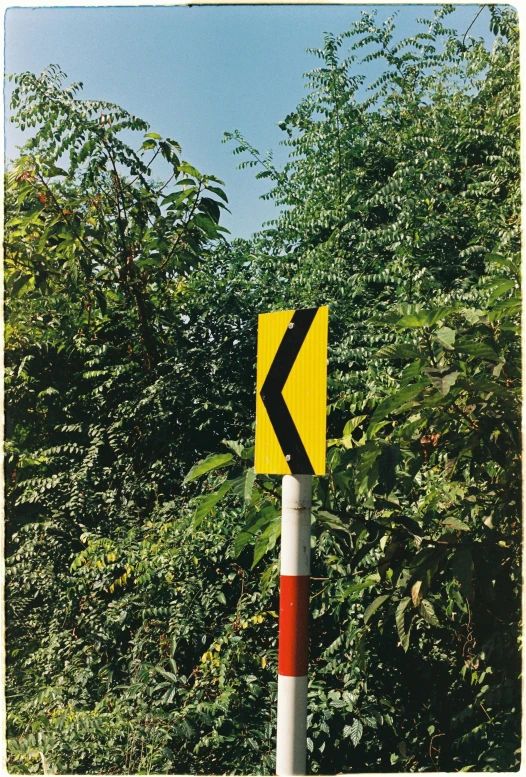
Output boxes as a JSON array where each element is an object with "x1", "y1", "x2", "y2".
[
  {"x1": 343, "y1": 415, "x2": 368, "y2": 437},
  {"x1": 411, "y1": 580, "x2": 423, "y2": 607},
  {"x1": 193, "y1": 479, "x2": 233, "y2": 528},
  {"x1": 375, "y1": 343, "x2": 422, "y2": 360},
  {"x1": 141, "y1": 139, "x2": 157, "y2": 151},
  {"x1": 222, "y1": 439, "x2": 244, "y2": 457},
  {"x1": 240, "y1": 445, "x2": 255, "y2": 460},
  {"x1": 316, "y1": 510, "x2": 353, "y2": 536},
  {"x1": 179, "y1": 161, "x2": 202, "y2": 178},
  {"x1": 369, "y1": 384, "x2": 425, "y2": 427},
  {"x1": 424, "y1": 366, "x2": 459, "y2": 395},
  {"x1": 350, "y1": 718, "x2": 363, "y2": 747},
  {"x1": 396, "y1": 308, "x2": 450, "y2": 328},
  {"x1": 43, "y1": 165, "x2": 69, "y2": 177},
  {"x1": 486, "y1": 278, "x2": 516, "y2": 305},
  {"x1": 354, "y1": 442, "x2": 381, "y2": 494},
  {"x1": 443, "y1": 516, "x2": 470, "y2": 532},
  {"x1": 455, "y1": 339, "x2": 500, "y2": 362},
  {"x1": 340, "y1": 577, "x2": 379, "y2": 600},
  {"x1": 94, "y1": 290, "x2": 107, "y2": 316},
  {"x1": 364, "y1": 594, "x2": 390, "y2": 624},
  {"x1": 434, "y1": 326, "x2": 456, "y2": 350},
  {"x1": 234, "y1": 531, "x2": 255, "y2": 558},
  {"x1": 252, "y1": 517, "x2": 281, "y2": 568},
  {"x1": 206, "y1": 185, "x2": 229, "y2": 203},
  {"x1": 396, "y1": 310, "x2": 432, "y2": 328},
  {"x1": 419, "y1": 598, "x2": 440, "y2": 626},
  {"x1": 396, "y1": 597, "x2": 411, "y2": 651},
  {"x1": 330, "y1": 415, "x2": 367, "y2": 448},
  {"x1": 234, "y1": 505, "x2": 279, "y2": 557},
  {"x1": 10, "y1": 273, "x2": 32, "y2": 297},
  {"x1": 244, "y1": 468, "x2": 256, "y2": 503},
  {"x1": 184, "y1": 453, "x2": 233, "y2": 483}
]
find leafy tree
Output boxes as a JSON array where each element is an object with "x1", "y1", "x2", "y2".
[
  {"x1": 226, "y1": 4, "x2": 519, "y2": 411},
  {"x1": 6, "y1": 64, "x2": 232, "y2": 362},
  {"x1": 218, "y1": 5, "x2": 521, "y2": 772},
  {"x1": 4, "y1": 66, "x2": 262, "y2": 774}
]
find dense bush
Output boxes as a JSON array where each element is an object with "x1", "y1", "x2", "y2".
[{"x1": 5, "y1": 5, "x2": 520, "y2": 773}]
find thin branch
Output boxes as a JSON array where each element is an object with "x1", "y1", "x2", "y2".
[
  {"x1": 155, "y1": 170, "x2": 177, "y2": 196},
  {"x1": 127, "y1": 147, "x2": 161, "y2": 188},
  {"x1": 105, "y1": 144, "x2": 130, "y2": 261},
  {"x1": 429, "y1": 732, "x2": 445, "y2": 770},
  {"x1": 462, "y1": 6, "x2": 486, "y2": 50}
]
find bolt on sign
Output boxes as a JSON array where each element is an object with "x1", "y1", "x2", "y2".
[{"x1": 255, "y1": 306, "x2": 328, "y2": 475}]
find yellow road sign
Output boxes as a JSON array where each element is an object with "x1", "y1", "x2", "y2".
[{"x1": 255, "y1": 306, "x2": 328, "y2": 475}]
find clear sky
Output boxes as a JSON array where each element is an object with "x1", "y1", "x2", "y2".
[{"x1": 4, "y1": 3, "x2": 496, "y2": 239}]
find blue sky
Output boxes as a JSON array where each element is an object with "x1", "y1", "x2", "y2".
[{"x1": 4, "y1": 3, "x2": 496, "y2": 238}]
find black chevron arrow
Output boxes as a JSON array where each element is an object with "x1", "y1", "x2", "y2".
[{"x1": 260, "y1": 307, "x2": 318, "y2": 475}]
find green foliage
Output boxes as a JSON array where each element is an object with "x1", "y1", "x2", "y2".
[
  {"x1": 6, "y1": 65, "x2": 232, "y2": 367},
  {"x1": 5, "y1": 6, "x2": 521, "y2": 774},
  {"x1": 194, "y1": 253, "x2": 521, "y2": 771}
]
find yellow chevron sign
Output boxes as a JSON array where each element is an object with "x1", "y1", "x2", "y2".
[{"x1": 255, "y1": 306, "x2": 328, "y2": 475}]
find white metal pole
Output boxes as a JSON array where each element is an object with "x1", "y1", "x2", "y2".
[{"x1": 276, "y1": 474, "x2": 312, "y2": 776}]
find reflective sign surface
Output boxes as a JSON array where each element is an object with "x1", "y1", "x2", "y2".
[{"x1": 255, "y1": 306, "x2": 328, "y2": 475}]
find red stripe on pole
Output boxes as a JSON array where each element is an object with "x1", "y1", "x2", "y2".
[{"x1": 278, "y1": 575, "x2": 309, "y2": 676}]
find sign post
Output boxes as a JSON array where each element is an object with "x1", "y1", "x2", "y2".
[
  {"x1": 255, "y1": 306, "x2": 328, "y2": 776},
  {"x1": 277, "y1": 473, "x2": 312, "y2": 775}
]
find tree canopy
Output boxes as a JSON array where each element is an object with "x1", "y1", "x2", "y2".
[{"x1": 5, "y1": 5, "x2": 521, "y2": 774}]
